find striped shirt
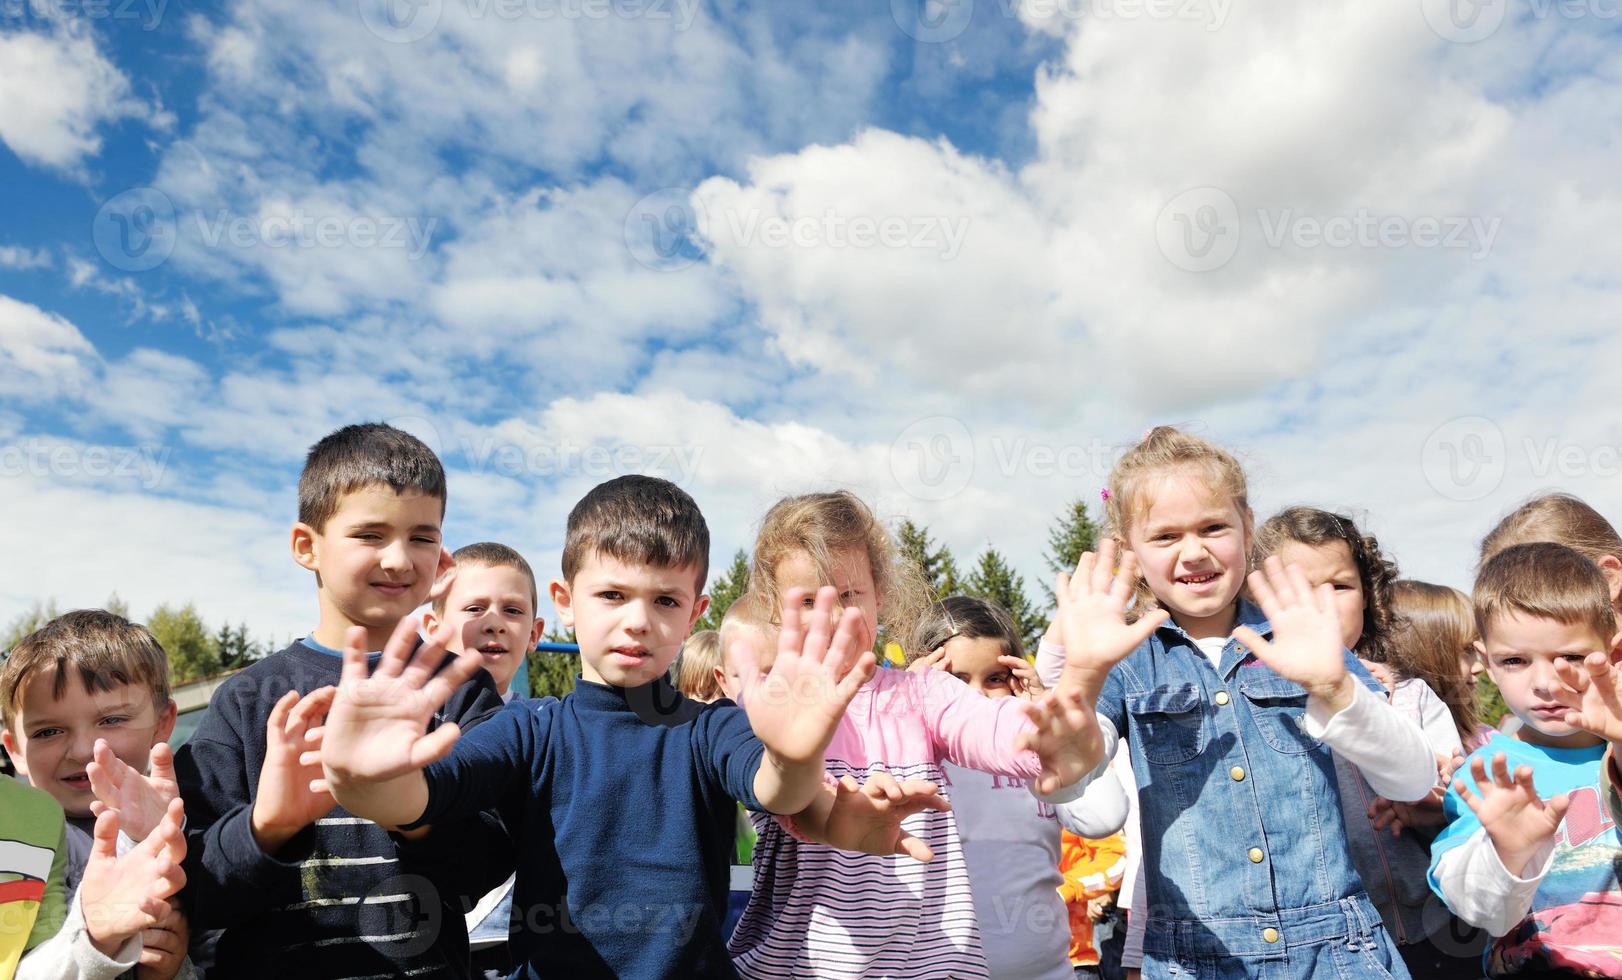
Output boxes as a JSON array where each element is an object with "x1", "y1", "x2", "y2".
[{"x1": 727, "y1": 669, "x2": 1045, "y2": 979}]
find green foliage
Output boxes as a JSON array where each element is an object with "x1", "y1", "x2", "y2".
[
  {"x1": 104, "y1": 592, "x2": 131, "y2": 619},
  {"x1": 696, "y1": 549, "x2": 751, "y2": 632},
  {"x1": 147, "y1": 603, "x2": 221, "y2": 684},
  {"x1": 897, "y1": 519, "x2": 964, "y2": 600},
  {"x1": 214, "y1": 623, "x2": 263, "y2": 670},
  {"x1": 527, "y1": 648, "x2": 581, "y2": 699},
  {"x1": 1041, "y1": 499, "x2": 1101, "y2": 607},
  {"x1": 3, "y1": 598, "x2": 62, "y2": 650},
  {"x1": 964, "y1": 547, "x2": 1046, "y2": 651},
  {"x1": 1475, "y1": 674, "x2": 1510, "y2": 729}
]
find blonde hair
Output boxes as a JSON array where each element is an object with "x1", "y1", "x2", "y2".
[
  {"x1": 1389, "y1": 580, "x2": 1480, "y2": 745},
  {"x1": 748, "y1": 491, "x2": 933, "y2": 658},
  {"x1": 1104, "y1": 426, "x2": 1253, "y2": 611},
  {"x1": 1480, "y1": 493, "x2": 1622, "y2": 570},
  {"x1": 1474, "y1": 542, "x2": 1617, "y2": 647},
  {"x1": 674, "y1": 630, "x2": 723, "y2": 702},
  {"x1": 718, "y1": 592, "x2": 772, "y2": 669}
]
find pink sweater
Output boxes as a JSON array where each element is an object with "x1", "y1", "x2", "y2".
[{"x1": 727, "y1": 668, "x2": 1044, "y2": 979}]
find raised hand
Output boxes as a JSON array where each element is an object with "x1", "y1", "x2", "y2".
[
  {"x1": 250, "y1": 686, "x2": 338, "y2": 854},
  {"x1": 821, "y1": 771, "x2": 950, "y2": 862},
  {"x1": 1054, "y1": 542, "x2": 1169, "y2": 690},
  {"x1": 87, "y1": 740, "x2": 179, "y2": 843},
  {"x1": 1552, "y1": 651, "x2": 1622, "y2": 746},
  {"x1": 1234, "y1": 556, "x2": 1351, "y2": 708},
  {"x1": 1002, "y1": 655, "x2": 1046, "y2": 701},
  {"x1": 80, "y1": 799, "x2": 187, "y2": 958},
  {"x1": 1455, "y1": 752, "x2": 1570, "y2": 875},
  {"x1": 734, "y1": 587, "x2": 876, "y2": 767},
  {"x1": 320, "y1": 616, "x2": 485, "y2": 788},
  {"x1": 1017, "y1": 685, "x2": 1108, "y2": 795},
  {"x1": 907, "y1": 648, "x2": 949, "y2": 674}
]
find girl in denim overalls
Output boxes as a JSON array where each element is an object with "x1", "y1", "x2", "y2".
[{"x1": 1044, "y1": 427, "x2": 1441, "y2": 979}]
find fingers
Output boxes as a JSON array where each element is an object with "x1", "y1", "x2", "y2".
[
  {"x1": 820, "y1": 604, "x2": 863, "y2": 679},
  {"x1": 149, "y1": 742, "x2": 176, "y2": 784},
  {"x1": 799, "y1": 587, "x2": 837, "y2": 667},
  {"x1": 863, "y1": 770, "x2": 903, "y2": 802},
  {"x1": 909, "y1": 649, "x2": 948, "y2": 673},
  {"x1": 1109, "y1": 549, "x2": 1142, "y2": 604},
  {"x1": 833, "y1": 652, "x2": 878, "y2": 705},
  {"x1": 421, "y1": 649, "x2": 489, "y2": 709},
  {"x1": 400, "y1": 622, "x2": 455, "y2": 689},
  {"x1": 430, "y1": 549, "x2": 457, "y2": 602},
  {"x1": 1232, "y1": 626, "x2": 1273, "y2": 662},
  {"x1": 730, "y1": 639, "x2": 761, "y2": 703},
  {"x1": 339, "y1": 626, "x2": 373, "y2": 686},
  {"x1": 1126, "y1": 608, "x2": 1171, "y2": 649},
  {"x1": 91, "y1": 807, "x2": 122, "y2": 859},
  {"x1": 408, "y1": 721, "x2": 463, "y2": 769},
  {"x1": 778, "y1": 588, "x2": 808, "y2": 663},
  {"x1": 894, "y1": 830, "x2": 934, "y2": 864},
  {"x1": 266, "y1": 689, "x2": 299, "y2": 743},
  {"x1": 375, "y1": 614, "x2": 424, "y2": 680},
  {"x1": 288, "y1": 686, "x2": 336, "y2": 735},
  {"x1": 88, "y1": 739, "x2": 122, "y2": 805},
  {"x1": 1545, "y1": 791, "x2": 1572, "y2": 824}
]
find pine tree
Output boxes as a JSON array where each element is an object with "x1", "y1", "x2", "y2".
[
  {"x1": 1041, "y1": 498, "x2": 1102, "y2": 607},
  {"x1": 148, "y1": 603, "x2": 221, "y2": 683},
  {"x1": 696, "y1": 549, "x2": 751, "y2": 632},
  {"x1": 896, "y1": 519, "x2": 965, "y2": 600},
  {"x1": 104, "y1": 592, "x2": 131, "y2": 619},
  {"x1": 964, "y1": 548, "x2": 1045, "y2": 651},
  {"x1": 215, "y1": 623, "x2": 260, "y2": 670},
  {"x1": 3, "y1": 598, "x2": 61, "y2": 650},
  {"x1": 526, "y1": 647, "x2": 581, "y2": 699}
]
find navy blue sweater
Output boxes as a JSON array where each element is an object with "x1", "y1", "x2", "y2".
[
  {"x1": 174, "y1": 640, "x2": 511, "y2": 979},
  {"x1": 410, "y1": 676, "x2": 766, "y2": 979}
]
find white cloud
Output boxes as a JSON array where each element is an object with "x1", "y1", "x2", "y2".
[
  {"x1": 0, "y1": 21, "x2": 151, "y2": 171},
  {"x1": 0, "y1": 245, "x2": 51, "y2": 270},
  {"x1": 0, "y1": 293, "x2": 96, "y2": 398}
]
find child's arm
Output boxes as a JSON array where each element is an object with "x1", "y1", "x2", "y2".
[
  {"x1": 734, "y1": 587, "x2": 877, "y2": 815},
  {"x1": 1235, "y1": 557, "x2": 1437, "y2": 803},
  {"x1": 1051, "y1": 762, "x2": 1129, "y2": 839},
  {"x1": 320, "y1": 617, "x2": 488, "y2": 829},
  {"x1": 1430, "y1": 752, "x2": 1568, "y2": 936},
  {"x1": 782, "y1": 771, "x2": 952, "y2": 861}
]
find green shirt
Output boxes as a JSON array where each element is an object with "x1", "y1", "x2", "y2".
[{"x1": 1, "y1": 774, "x2": 70, "y2": 973}]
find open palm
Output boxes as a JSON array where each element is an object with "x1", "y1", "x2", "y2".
[
  {"x1": 1234, "y1": 556, "x2": 1348, "y2": 695},
  {"x1": 1552, "y1": 652, "x2": 1622, "y2": 744},
  {"x1": 87, "y1": 740, "x2": 179, "y2": 843},
  {"x1": 1055, "y1": 541, "x2": 1169, "y2": 682},
  {"x1": 823, "y1": 772, "x2": 949, "y2": 862},
  {"x1": 736, "y1": 586, "x2": 874, "y2": 767},
  {"x1": 321, "y1": 616, "x2": 485, "y2": 785},
  {"x1": 1456, "y1": 753, "x2": 1569, "y2": 872}
]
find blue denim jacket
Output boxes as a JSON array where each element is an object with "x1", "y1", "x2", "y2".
[{"x1": 1097, "y1": 598, "x2": 1393, "y2": 965}]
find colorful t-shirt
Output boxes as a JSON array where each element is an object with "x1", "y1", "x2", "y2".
[
  {"x1": 1429, "y1": 734, "x2": 1622, "y2": 976},
  {"x1": 1, "y1": 775, "x2": 69, "y2": 976}
]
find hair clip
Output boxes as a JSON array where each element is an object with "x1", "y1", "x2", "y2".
[{"x1": 1100, "y1": 488, "x2": 1112, "y2": 501}]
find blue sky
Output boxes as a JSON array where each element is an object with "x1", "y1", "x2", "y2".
[{"x1": 2, "y1": 0, "x2": 1620, "y2": 643}]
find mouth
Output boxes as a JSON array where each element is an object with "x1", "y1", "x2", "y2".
[
  {"x1": 60, "y1": 772, "x2": 90, "y2": 791},
  {"x1": 1530, "y1": 704, "x2": 1570, "y2": 721},
  {"x1": 609, "y1": 646, "x2": 651, "y2": 666},
  {"x1": 477, "y1": 642, "x2": 510, "y2": 659},
  {"x1": 371, "y1": 582, "x2": 411, "y2": 598},
  {"x1": 1176, "y1": 571, "x2": 1222, "y2": 589}
]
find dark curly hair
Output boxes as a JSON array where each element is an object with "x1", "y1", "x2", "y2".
[{"x1": 1252, "y1": 506, "x2": 1405, "y2": 672}]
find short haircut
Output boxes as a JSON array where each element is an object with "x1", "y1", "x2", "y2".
[
  {"x1": 433, "y1": 542, "x2": 538, "y2": 615},
  {"x1": 561, "y1": 476, "x2": 709, "y2": 591},
  {"x1": 1, "y1": 610, "x2": 172, "y2": 731},
  {"x1": 910, "y1": 595, "x2": 1025, "y2": 665},
  {"x1": 719, "y1": 592, "x2": 771, "y2": 667},
  {"x1": 298, "y1": 423, "x2": 447, "y2": 532},
  {"x1": 674, "y1": 631, "x2": 722, "y2": 702},
  {"x1": 1473, "y1": 542, "x2": 1617, "y2": 645}
]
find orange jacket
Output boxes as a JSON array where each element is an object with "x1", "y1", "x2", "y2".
[{"x1": 1057, "y1": 830, "x2": 1127, "y2": 967}]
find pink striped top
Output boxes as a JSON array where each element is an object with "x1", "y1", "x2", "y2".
[{"x1": 727, "y1": 668, "x2": 1045, "y2": 979}]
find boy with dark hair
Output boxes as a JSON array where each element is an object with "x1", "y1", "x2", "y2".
[
  {"x1": 318, "y1": 474, "x2": 949, "y2": 978},
  {"x1": 1429, "y1": 542, "x2": 1622, "y2": 977},
  {"x1": 170, "y1": 422, "x2": 507, "y2": 979}
]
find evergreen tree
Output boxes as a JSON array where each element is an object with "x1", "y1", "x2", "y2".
[
  {"x1": 1041, "y1": 498, "x2": 1102, "y2": 607},
  {"x1": 148, "y1": 603, "x2": 221, "y2": 683},
  {"x1": 215, "y1": 623, "x2": 260, "y2": 671},
  {"x1": 104, "y1": 592, "x2": 131, "y2": 619},
  {"x1": 526, "y1": 647, "x2": 581, "y2": 699},
  {"x1": 696, "y1": 549, "x2": 751, "y2": 632},
  {"x1": 896, "y1": 519, "x2": 965, "y2": 600},
  {"x1": 964, "y1": 548, "x2": 1045, "y2": 651},
  {"x1": 3, "y1": 598, "x2": 61, "y2": 649}
]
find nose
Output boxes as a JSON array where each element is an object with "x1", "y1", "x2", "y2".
[
  {"x1": 68, "y1": 729, "x2": 97, "y2": 768},
  {"x1": 378, "y1": 538, "x2": 412, "y2": 573},
  {"x1": 1177, "y1": 534, "x2": 1207, "y2": 565},
  {"x1": 623, "y1": 599, "x2": 650, "y2": 634}
]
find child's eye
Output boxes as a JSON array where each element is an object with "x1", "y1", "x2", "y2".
[
  {"x1": 355, "y1": 532, "x2": 381, "y2": 541},
  {"x1": 99, "y1": 716, "x2": 129, "y2": 726},
  {"x1": 598, "y1": 591, "x2": 623, "y2": 601},
  {"x1": 1561, "y1": 653, "x2": 1590, "y2": 664},
  {"x1": 412, "y1": 535, "x2": 438, "y2": 545},
  {"x1": 30, "y1": 727, "x2": 63, "y2": 739},
  {"x1": 505, "y1": 606, "x2": 524, "y2": 616},
  {"x1": 656, "y1": 596, "x2": 680, "y2": 608},
  {"x1": 1203, "y1": 524, "x2": 1228, "y2": 534}
]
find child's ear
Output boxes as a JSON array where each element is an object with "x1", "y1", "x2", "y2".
[
  {"x1": 1608, "y1": 628, "x2": 1622, "y2": 661},
  {"x1": 529, "y1": 617, "x2": 545, "y2": 647},
  {"x1": 548, "y1": 580, "x2": 575, "y2": 628},
  {"x1": 155, "y1": 699, "x2": 177, "y2": 743},
  {"x1": 1599, "y1": 555, "x2": 1622, "y2": 605},
  {"x1": 712, "y1": 665, "x2": 728, "y2": 696},
  {"x1": 421, "y1": 608, "x2": 441, "y2": 635},
  {"x1": 291, "y1": 523, "x2": 319, "y2": 572},
  {"x1": 1, "y1": 729, "x2": 26, "y2": 778},
  {"x1": 688, "y1": 594, "x2": 710, "y2": 631}
]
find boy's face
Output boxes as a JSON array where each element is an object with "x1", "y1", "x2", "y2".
[
  {"x1": 2, "y1": 668, "x2": 176, "y2": 817},
  {"x1": 551, "y1": 552, "x2": 708, "y2": 689},
  {"x1": 424, "y1": 563, "x2": 543, "y2": 695},
  {"x1": 293, "y1": 485, "x2": 445, "y2": 642},
  {"x1": 1479, "y1": 610, "x2": 1619, "y2": 749}
]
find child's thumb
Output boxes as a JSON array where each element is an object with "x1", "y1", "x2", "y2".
[{"x1": 91, "y1": 807, "x2": 122, "y2": 857}]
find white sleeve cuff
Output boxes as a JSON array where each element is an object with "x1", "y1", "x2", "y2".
[{"x1": 1031, "y1": 715, "x2": 1119, "y2": 804}]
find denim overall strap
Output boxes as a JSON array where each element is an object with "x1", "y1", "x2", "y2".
[{"x1": 1147, "y1": 894, "x2": 1388, "y2": 960}]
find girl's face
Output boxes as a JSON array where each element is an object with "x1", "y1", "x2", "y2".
[
  {"x1": 940, "y1": 635, "x2": 1017, "y2": 699},
  {"x1": 1126, "y1": 473, "x2": 1251, "y2": 639},
  {"x1": 1275, "y1": 539, "x2": 1366, "y2": 652},
  {"x1": 774, "y1": 546, "x2": 879, "y2": 652},
  {"x1": 1461, "y1": 646, "x2": 1486, "y2": 689}
]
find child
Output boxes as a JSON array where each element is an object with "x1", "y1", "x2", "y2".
[
  {"x1": 424, "y1": 541, "x2": 545, "y2": 702},
  {"x1": 910, "y1": 595, "x2": 1129, "y2": 979},
  {"x1": 1057, "y1": 828, "x2": 1128, "y2": 980},
  {"x1": 715, "y1": 594, "x2": 775, "y2": 704},
  {"x1": 170, "y1": 422, "x2": 509, "y2": 980},
  {"x1": 1428, "y1": 542, "x2": 1622, "y2": 977},
  {"x1": 1480, "y1": 493, "x2": 1622, "y2": 616},
  {"x1": 0, "y1": 609, "x2": 192, "y2": 979},
  {"x1": 676, "y1": 630, "x2": 725, "y2": 702},
  {"x1": 1389, "y1": 580, "x2": 1490, "y2": 750},
  {"x1": 2, "y1": 773, "x2": 68, "y2": 974},
  {"x1": 1251, "y1": 507, "x2": 1477, "y2": 977},
  {"x1": 1038, "y1": 426, "x2": 1437, "y2": 979},
  {"x1": 316, "y1": 475, "x2": 951, "y2": 978},
  {"x1": 727, "y1": 491, "x2": 1111, "y2": 979}
]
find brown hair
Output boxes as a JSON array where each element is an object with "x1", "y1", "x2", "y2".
[
  {"x1": 1389, "y1": 580, "x2": 1480, "y2": 744},
  {"x1": 1, "y1": 610, "x2": 172, "y2": 731},
  {"x1": 1252, "y1": 507, "x2": 1401, "y2": 667},
  {"x1": 673, "y1": 630, "x2": 723, "y2": 702},
  {"x1": 561, "y1": 475, "x2": 709, "y2": 592},
  {"x1": 1104, "y1": 426, "x2": 1253, "y2": 612},
  {"x1": 910, "y1": 596, "x2": 1024, "y2": 665},
  {"x1": 298, "y1": 423, "x2": 447, "y2": 532},
  {"x1": 747, "y1": 491, "x2": 932, "y2": 657},
  {"x1": 1480, "y1": 493, "x2": 1622, "y2": 571},
  {"x1": 432, "y1": 542, "x2": 538, "y2": 615},
  {"x1": 1473, "y1": 542, "x2": 1617, "y2": 645}
]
